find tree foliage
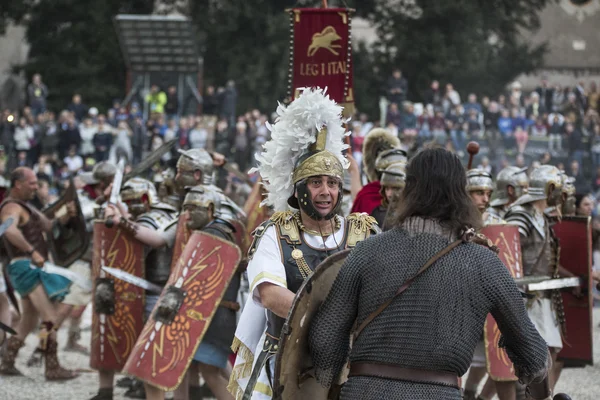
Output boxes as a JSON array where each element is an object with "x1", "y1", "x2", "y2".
[
  {"x1": 15, "y1": 0, "x2": 153, "y2": 112},
  {"x1": 1, "y1": 0, "x2": 550, "y2": 117},
  {"x1": 358, "y1": 0, "x2": 550, "y2": 116}
]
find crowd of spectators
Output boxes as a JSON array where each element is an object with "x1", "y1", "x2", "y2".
[{"x1": 1, "y1": 71, "x2": 600, "y2": 213}]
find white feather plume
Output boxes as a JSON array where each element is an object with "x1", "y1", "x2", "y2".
[{"x1": 252, "y1": 87, "x2": 349, "y2": 211}]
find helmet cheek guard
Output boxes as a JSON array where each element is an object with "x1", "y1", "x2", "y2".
[{"x1": 292, "y1": 179, "x2": 343, "y2": 222}]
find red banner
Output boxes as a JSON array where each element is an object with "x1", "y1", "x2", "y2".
[{"x1": 289, "y1": 8, "x2": 354, "y2": 115}]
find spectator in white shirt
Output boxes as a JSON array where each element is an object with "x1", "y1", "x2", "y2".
[
  {"x1": 78, "y1": 116, "x2": 98, "y2": 158},
  {"x1": 64, "y1": 145, "x2": 84, "y2": 173}
]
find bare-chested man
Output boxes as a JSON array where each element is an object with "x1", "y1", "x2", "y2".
[{"x1": 0, "y1": 167, "x2": 79, "y2": 380}]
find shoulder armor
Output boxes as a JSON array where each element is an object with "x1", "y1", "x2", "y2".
[
  {"x1": 269, "y1": 211, "x2": 301, "y2": 245},
  {"x1": 505, "y1": 205, "x2": 534, "y2": 236},
  {"x1": 247, "y1": 211, "x2": 302, "y2": 260},
  {"x1": 346, "y1": 212, "x2": 380, "y2": 248},
  {"x1": 137, "y1": 208, "x2": 177, "y2": 230},
  {"x1": 247, "y1": 218, "x2": 276, "y2": 260},
  {"x1": 152, "y1": 202, "x2": 178, "y2": 213},
  {"x1": 160, "y1": 214, "x2": 180, "y2": 233}
]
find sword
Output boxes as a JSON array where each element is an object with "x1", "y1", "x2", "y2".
[
  {"x1": 101, "y1": 266, "x2": 162, "y2": 294},
  {"x1": 105, "y1": 158, "x2": 126, "y2": 228},
  {"x1": 0, "y1": 217, "x2": 14, "y2": 237},
  {"x1": 41, "y1": 262, "x2": 93, "y2": 292},
  {"x1": 123, "y1": 139, "x2": 177, "y2": 181},
  {"x1": 525, "y1": 277, "x2": 582, "y2": 292},
  {"x1": 513, "y1": 276, "x2": 552, "y2": 286}
]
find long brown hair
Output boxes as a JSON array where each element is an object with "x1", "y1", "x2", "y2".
[{"x1": 388, "y1": 147, "x2": 482, "y2": 234}]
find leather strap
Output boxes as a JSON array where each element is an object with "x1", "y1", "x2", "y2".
[
  {"x1": 353, "y1": 238, "x2": 463, "y2": 341},
  {"x1": 219, "y1": 300, "x2": 240, "y2": 311},
  {"x1": 349, "y1": 362, "x2": 460, "y2": 389}
]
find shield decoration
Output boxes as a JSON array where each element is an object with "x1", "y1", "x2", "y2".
[
  {"x1": 123, "y1": 231, "x2": 242, "y2": 391},
  {"x1": 480, "y1": 224, "x2": 523, "y2": 381},
  {"x1": 553, "y1": 216, "x2": 594, "y2": 367},
  {"x1": 90, "y1": 222, "x2": 145, "y2": 371},
  {"x1": 273, "y1": 249, "x2": 351, "y2": 400},
  {"x1": 43, "y1": 180, "x2": 90, "y2": 267}
]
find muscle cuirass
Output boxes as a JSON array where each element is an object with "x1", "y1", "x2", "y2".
[
  {"x1": 0, "y1": 198, "x2": 48, "y2": 259},
  {"x1": 200, "y1": 219, "x2": 241, "y2": 353},
  {"x1": 256, "y1": 212, "x2": 379, "y2": 340},
  {"x1": 137, "y1": 207, "x2": 178, "y2": 286}
]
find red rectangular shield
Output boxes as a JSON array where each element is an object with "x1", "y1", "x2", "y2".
[
  {"x1": 553, "y1": 216, "x2": 594, "y2": 367},
  {"x1": 481, "y1": 224, "x2": 523, "y2": 381},
  {"x1": 289, "y1": 8, "x2": 354, "y2": 115},
  {"x1": 123, "y1": 231, "x2": 242, "y2": 391},
  {"x1": 90, "y1": 222, "x2": 145, "y2": 371}
]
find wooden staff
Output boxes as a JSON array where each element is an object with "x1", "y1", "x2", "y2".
[
  {"x1": 466, "y1": 141, "x2": 480, "y2": 170},
  {"x1": 322, "y1": 0, "x2": 328, "y2": 7}
]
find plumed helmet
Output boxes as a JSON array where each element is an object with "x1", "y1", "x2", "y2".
[
  {"x1": 177, "y1": 148, "x2": 214, "y2": 185},
  {"x1": 362, "y1": 128, "x2": 401, "y2": 182},
  {"x1": 489, "y1": 166, "x2": 529, "y2": 207},
  {"x1": 466, "y1": 169, "x2": 494, "y2": 192},
  {"x1": 253, "y1": 87, "x2": 349, "y2": 221},
  {"x1": 375, "y1": 148, "x2": 408, "y2": 174},
  {"x1": 513, "y1": 165, "x2": 562, "y2": 206},
  {"x1": 380, "y1": 163, "x2": 406, "y2": 189}
]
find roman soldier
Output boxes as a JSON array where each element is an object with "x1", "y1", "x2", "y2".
[
  {"x1": 228, "y1": 88, "x2": 380, "y2": 399},
  {"x1": 370, "y1": 163, "x2": 406, "y2": 230},
  {"x1": 560, "y1": 174, "x2": 576, "y2": 217},
  {"x1": 488, "y1": 166, "x2": 529, "y2": 220},
  {"x1": 350, "y1": 128, "x2": 400, "y2": 214},
  {"x1": 505, "y1": 165, "x2": 578, "y2": 392},
  {"x1": 466, "y1": 169, "x2": 504, "y2": 226},
  {"x1": 113, "y1": 177, "x2": 179, "y2": 399}
]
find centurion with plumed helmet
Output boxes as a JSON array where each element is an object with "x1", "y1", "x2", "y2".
[{"x1": 228, "y1": 87, "x2": 379, "y2": 399}]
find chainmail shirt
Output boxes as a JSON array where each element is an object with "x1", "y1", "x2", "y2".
[{"x1": 309, "y1": 218, "x2": 549, "y2": 399}]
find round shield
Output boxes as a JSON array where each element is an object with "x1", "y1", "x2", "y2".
[{"x1": 273, "y1": 249, "x2": 351, "y2": 400}]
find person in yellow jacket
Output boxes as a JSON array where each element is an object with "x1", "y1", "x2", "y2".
[{"x1": 145, "y1": 84, "x2": 167, "y2": 115}]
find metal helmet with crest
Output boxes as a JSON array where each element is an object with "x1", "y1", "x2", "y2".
[
  {"x1": 177, "y1": 148, "x2": 214, "y2": 186},
  {"x1": 121, "y1": 177, "x2": 174, "y2": 217},
  {"x1": 380, "y1": 163, "x2": 406, "y2": 189},
  {"x1": 253, "y1": 87, "x2": 349, "y2": 221},
  {"x1": 465, "y1": 141, "x2": 493, "y2": 193},
  {"x1": 183, "y1": 185, "x2": 222, "y2": 230},
  {"x1": 512, "y1": 165, "x2": 563, "y2": 206},
  {"x1": 375, "y1": 148, "x2": 408, "y2": 174},
  {"x1": 489, "y1": 166, "x2": 529, "y2": 207}
]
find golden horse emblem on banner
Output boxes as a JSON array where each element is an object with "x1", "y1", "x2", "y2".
[{"x1": 307, "y1": 26, "x2": 342, "y2": 56}]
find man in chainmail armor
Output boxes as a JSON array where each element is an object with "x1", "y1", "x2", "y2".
[
  {"x1": 228, "y1": 88, "x2": 379, "y2": 400},
  {"x1": 505, "y1": 165, "x2": 582, "y2": 395},
  {"x1": 489, "y1": 166, "x2": 529, "y2": 220},
  {"x1": 309, "y1": 148, "x2": 550, "y2": 400}
]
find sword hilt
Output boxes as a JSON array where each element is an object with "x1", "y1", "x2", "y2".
[{"x1": 105, "y1": 218, "x2": 114, "y2": 228}]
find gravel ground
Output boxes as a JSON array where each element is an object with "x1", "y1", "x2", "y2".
[{"x1": 1, "y1": 308, "x2": 599, "y2": 399}]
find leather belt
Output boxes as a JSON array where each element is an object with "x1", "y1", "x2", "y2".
[
  {"x1": 349, "y1": 362, "x2": 460, "y2": 389},
  {"x1": 219, "y1": 300, "x2": 240, "y2": 311}
]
